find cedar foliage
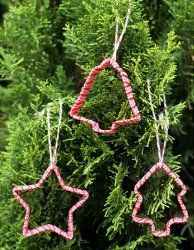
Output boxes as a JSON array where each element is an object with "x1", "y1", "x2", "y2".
[{"x1": 0, "y1": 0, "x2": 193, "y2": 249}]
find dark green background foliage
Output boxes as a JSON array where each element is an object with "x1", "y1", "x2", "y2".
[{"x1": 0, "y1": 0, "x2": 193, "y2": 249}]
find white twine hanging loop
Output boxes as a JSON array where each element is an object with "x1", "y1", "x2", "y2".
[
  {"x1": 147, "y1": 80, "x2": 169, "y2": 163},
  {"x1": 46, "y1": 99, "x2": 63, "y2": 165},
  {"x1": 111, "y1": 0, "x2": 132, "y2": 62}
]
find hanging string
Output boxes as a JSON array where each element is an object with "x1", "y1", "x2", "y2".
[
  {"x1": 46, "y1": 99, "x2": 63, "y2": 165},
  {"x1": 147, "y1": 80, "x2": 169, "y2": 163},
  {"x1": 161, "y1": 92, "x2": 169, "y2": 161},
  {"x1": 53, "y1": 99, "x2": 63, "y2": 162},
  {"x1": 111, "y1": 0, "x2": 132, "y2": 62},
  {"x1": 113, "y1": 0, "x2": 119, "y2": 61}
]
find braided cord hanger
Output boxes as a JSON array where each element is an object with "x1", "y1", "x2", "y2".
[
  {"x1": 147, "y1": 80, "x2": 169, "y2": 163},
  {"x1": 47, "y1": 99, "x2": 63, "y2": 165},
  {"x1": 112, "y1": 0, "x2": 132, "y2": 62}
]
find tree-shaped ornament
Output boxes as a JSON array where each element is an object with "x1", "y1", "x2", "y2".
[
  {"x1": 131, "y1": 81, "x2": 189, "y2": 237},
  {"x1": 69, "y1": 0, "x2": 141, "y2": 135},
  {"x1": 13, "y1": 100, "x2": 89, "y2": 239}
]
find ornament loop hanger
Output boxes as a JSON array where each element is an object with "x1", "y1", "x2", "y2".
[
  {"x1": 47, "y1": 99, "x2": 63, "y2": 165},
  {"x1": 147, "y1": 80, "x2": 169, "y2": 163},
  {"x1": 111, "y1": 0, "x2": 132, "y2": 62}
]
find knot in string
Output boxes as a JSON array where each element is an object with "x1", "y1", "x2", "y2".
[
  {"x1": 147, "y1": 80, "x2": 169, "y2": 163},
  {"x1": 46, "y1": 99, "x2": 63, "y2": 165},
  {"x1": 111, "y1": 0, "x2": 132, "y2": 62}
]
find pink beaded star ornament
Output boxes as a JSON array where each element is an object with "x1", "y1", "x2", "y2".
[
  {"x1": 13, "y1": 100, "x2": 89, "y2": 239},
  {"x1": 69, "y1": 1, "x2": 141, "y2": 135},
  {"x1": 131, "y1": 81, "x2": 189, "y2": 237}
]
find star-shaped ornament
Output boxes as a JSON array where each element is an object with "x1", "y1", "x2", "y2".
[
  {"x1": 13, "y1": 164, "x2": 89, "y2": 239},
  {"x1": 69, "y1": 58, "x2": 141, "y2": 135},
  {"x1": 132, "y1": 162, "x2": 188, "y2": 237}
]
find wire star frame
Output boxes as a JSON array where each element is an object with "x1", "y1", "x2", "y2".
[
  {"x1": 13, "y1": 100, "x2": 89, "y2": 239},
  {"x1": 13, "y1": 164, "x2": 89, "y2": 239}
]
